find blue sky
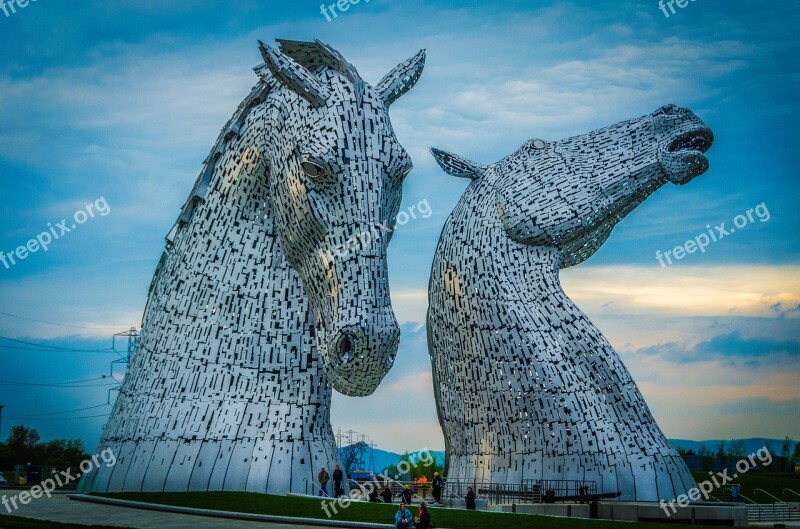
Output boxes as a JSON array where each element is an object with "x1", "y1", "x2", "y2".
[{"x1": 0, "y1": 0, "x2": 797, "y2": 453}]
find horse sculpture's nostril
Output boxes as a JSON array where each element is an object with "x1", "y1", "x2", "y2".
[{"x1": 338, "y1": 334, "x2": 354, "y2": 365}]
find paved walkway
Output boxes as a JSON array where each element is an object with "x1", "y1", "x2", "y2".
[{"x1": 6, "y1": 494, "x2": 323, "y2": 529}]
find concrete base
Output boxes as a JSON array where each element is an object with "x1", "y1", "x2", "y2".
[
  {"x1": 439, "y1": 498, "x2": 489, "y2": 510},
  {"x1": 489, "y1": 501, "x2": 749, "y2": 526},
  {"x1": 491, "y1": 503, "x2": 590, "y2": 518}
]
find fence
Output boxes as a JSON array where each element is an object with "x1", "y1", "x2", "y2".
[
  {"x1": 441, "y1": 478, "x2": 598, "y2": 504},
  {"x1": 747, "y1": 503, "x2": 800, "y2": 524},
  {"x1": 0, "y1": 465, "x2": 80, "y2": 489}
]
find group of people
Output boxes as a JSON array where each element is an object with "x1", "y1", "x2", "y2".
[
  {"x1": 317, "y1": 468, "x2": 449, "y2": 506},
  {"x1": 316, "y1": 464, "x2": 346, "y2": 497},
  {"x1": 390, "y1": 472, "x2": 447, "y2": 506},
  {"x1": 394, "y1": 488, "x2": 476, "y2": 529},
  {"x1": 316, "y1": 466, "x2": 477, "y2": 528},
  {"x1": 395, "y1": 501, "x2": 432, "y2": 529}
]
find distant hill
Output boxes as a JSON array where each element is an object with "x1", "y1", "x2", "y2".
[
  {"x1": 338, "y1": 445, "x2": 445, "y2": 474},
  {"x1": 339, "y1": 438, "x2": 796, "y2": 475},
  {"x1": 669, "y1": 438, "x2": 797, "y2": 456}
]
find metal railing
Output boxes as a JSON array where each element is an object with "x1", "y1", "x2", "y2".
[
  {"x1": 303, "y1": 478, "x2": 329, "y2": 497},
  {"x1": 1, "y1": 466, "x2": 80, "y2": 489},
  {"x1": 784, "y1": 488, "x2": 800, "y2": 500},
  {"x1": 736, "y1": 491, "x2": 758, "y2": 505},
  {"x1": 747, "y1": 503, "x2": 800, "y2": 523},
  {"x1": 440, "y1": 478, "x2": 488, "y2": 501},
  {"x1": 440, "y1": 478, "x2": 599, "y2": 505},
  {"x1": 744, "y1": 488, "x2": 800, "y2": 523}
]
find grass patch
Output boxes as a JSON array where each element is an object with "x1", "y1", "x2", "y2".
[
  {"x1": 100, "y1": 491, "x2": 696, "y2": 529},
  {"x1": 0, "y1": 514, "x2": 134, "y2": 529},
  {"x1": 693, "y1": 471, "x2": 800, "y2": 502}
]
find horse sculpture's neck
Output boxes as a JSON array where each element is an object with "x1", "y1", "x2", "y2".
[
  {"x1": 429, "y1": 172, "x2": 695, "y2": 501},
  {"x1": 80, "y1": 82, "x2": 341, "y2": 495}
]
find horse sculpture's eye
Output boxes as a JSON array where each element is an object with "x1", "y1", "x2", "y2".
[{"x1": 301, "y1": 161, "x2": 325, "y2": 179}]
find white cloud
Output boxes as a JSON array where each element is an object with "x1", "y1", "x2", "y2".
[
  {"x1": 561, "y1": 265, "x2": 800, "y2": 319},
  {"x1": 390, "y1": 290, "x2": 428, "y2": 328}
]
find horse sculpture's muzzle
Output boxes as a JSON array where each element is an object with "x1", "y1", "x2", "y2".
[
  {"x1": 325, "y1": 314, "x2": 400, "y2": 396},
  {"x1": 655, "y1": 105, "x2": 714, "y2": 185}
]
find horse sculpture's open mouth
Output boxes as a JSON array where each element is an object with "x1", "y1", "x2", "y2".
[
  {"x1": 667, "y1": 128, "x2": 713, "y2": 154},
  {"x1": 662, "y1": 126, "x2": 714, "y2": 185}
]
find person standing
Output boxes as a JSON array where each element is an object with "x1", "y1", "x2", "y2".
[
  {"x1": 381, "y1": 484, "x2": 393, "y2": 503},
  {"x1": 417, "y1": 474, "x2": 428, "y2": 498},
  {"x1": 332, "y1": 464, "x2": 344, "y2": 497},
  {"x1": 318, "y1": 466, "x2": 330, "y2": 497},
  {"x1": 431, "y1": 472, "x2": 443, "y2": 505},
  {"x1": 416, "y1": 501, "x2": 431, "y2": 529},
  {"x1": 465, "y1": 486, "x2": 476, "y2": 510},
  {"x1": 369, "y1": 486, "x2": 381, "y2": 502}
]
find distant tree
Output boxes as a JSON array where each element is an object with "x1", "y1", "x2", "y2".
[
  {"x1": 42, "y1": 439, "x2": 88, "y2": 468},
  {"x1": 728, "y1": 439, "x2": 746, "y2": 458},
  {"x1": 3, "y1": 426, "x2": 86, "y2": 468},
  {"x1": 0, "y1": 442, "x2": 12, "y2": 470},
  {"x1": 793, "y1": 441, "x2": 800, "y2": 464},
  {"x1": 340, "y1": 441, "x2": 367, "y2": 475},
  {"x1": 677, "y1": 447, "x2": 688, "y2": 459},
  {"x1": 767, "y1": 442, "x2": 780, "y2": 458},
  {"x1": 781, "y1": 436, "x2": 792, "y2": 459},
  {"x1": 384, "y1": 451, "x2": 443, "y2": 482},
  {"x1": 385, "y1": 452, "x2": 415, "y2": 481},
  {"x1": 716, "y1": 440, "x2": 727, "y2": 458},
  {"x1": 6, "y1": 426, "x2": 40, "y2": 464},
  {"x1": 697, "y1": 444, "x2": 714, "y2": 471}
]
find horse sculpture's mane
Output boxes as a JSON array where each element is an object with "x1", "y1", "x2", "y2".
[
  {"x1": 145, "y1": 40, "x2": 366, "y2": 316},
  {"x1": 168, "y1": 39, "x2": 360, "y2": 250}
]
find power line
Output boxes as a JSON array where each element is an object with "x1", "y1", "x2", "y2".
[
  {"x1": 0, "y1": 345, "x2": 117, "y2": 354},
  {"x1": 3, "y1": 413, "x2": 109, "y2": 421},
  {"x1": 0, "y1": 375, "x2": 108, "y2": 386},
  {"x1": 3, "y1": 404, "x2": 109, "y2": 418},
  {"x1": 0, "y1": 380, "x2": 119, "y2": 388},
  {"x1": 0, "y1": 336, "x2": 116, "y2": 353},
  {"x1": 0, "y1": 311, "x2": 123, "y2": 331}
]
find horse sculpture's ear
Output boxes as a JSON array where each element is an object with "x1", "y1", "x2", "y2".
[
  {"x1": 430, "y1": 148, "x2": 487, "y2": 181},
  {"x1": 258, "y1": 41, "x2": 331, "y2": 108},
  {"x1": 375, "y1": 50, "x2": 426, "y2": 107}
]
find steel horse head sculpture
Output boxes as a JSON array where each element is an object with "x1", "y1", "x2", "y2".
[
  {"x1": 428, "y1": 105, "x2": 713, "y2": 501},
  {"x1": 80, "y1": 39, "x2": 424, "y2": 494}
]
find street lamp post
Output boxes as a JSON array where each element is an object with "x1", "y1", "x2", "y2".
[{"x1": 0, "y1": 405, "x2": 4, "y2": 441}]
